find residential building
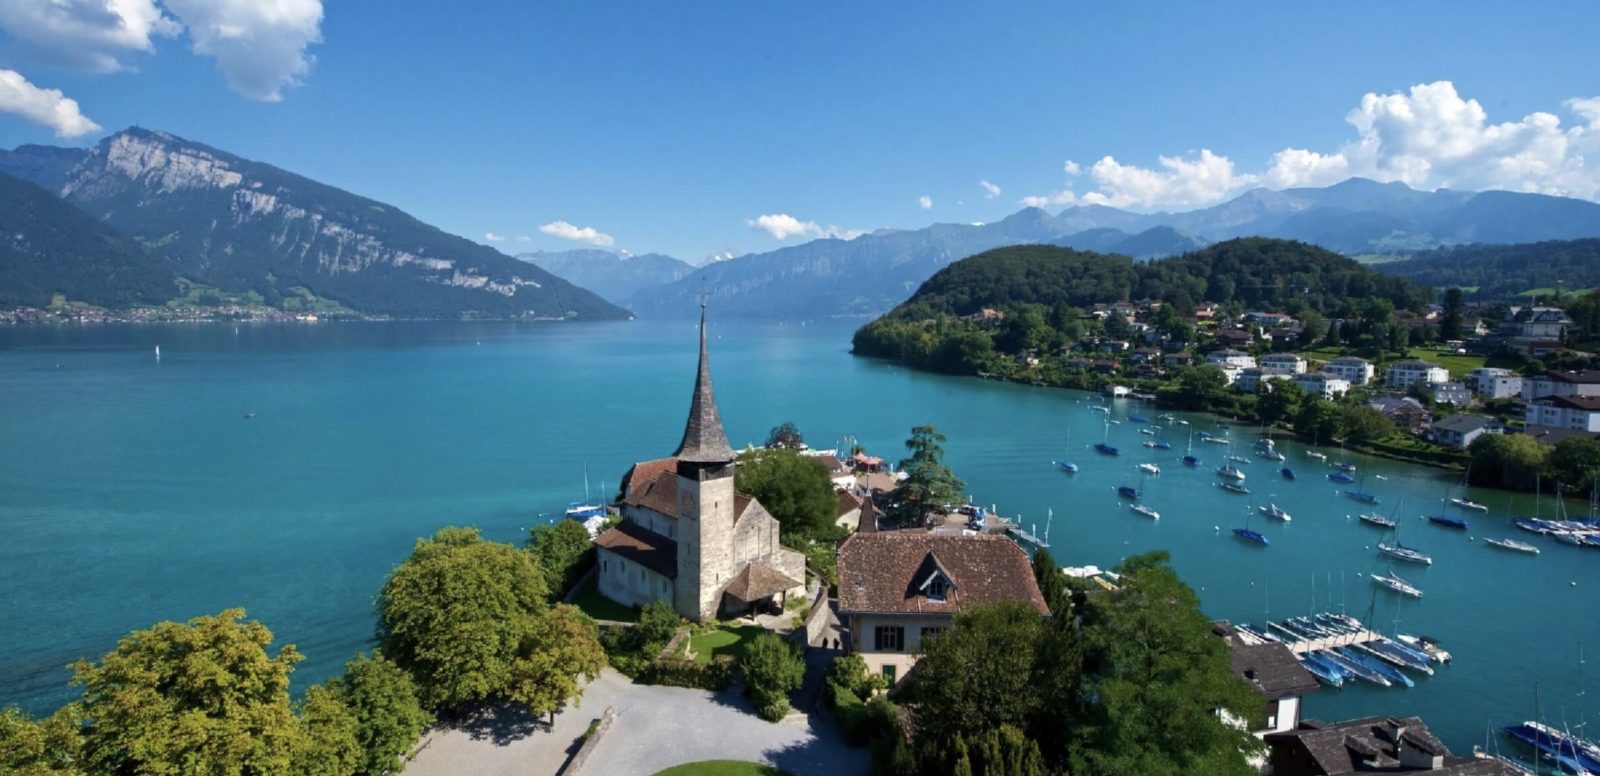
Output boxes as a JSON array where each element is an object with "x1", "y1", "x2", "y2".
[
  {"x1": 1521, "y1": 370, "x2": 1600, "y2": 401},
  {"x1": 1163, "y1": 352, "x2": 1194, "y2": 367},
  {"x1": 1265, "y1": 716, "x2": 1520, "y2": 775},
  {"x1": 1206, "y1": 349, "x2": 1257, "y2": 369},
  {"x1": 1237, "y1": 367, "x2": 1294, "y2": 393},
  {"x1": 1431, "y1": 414, "x2": 1499, "y2": 449},
  {"x1": 1217, "y1": 623, "x2": 1319, "y2": 739},
  {"x1": 594, "y1": 313, "x2": 807, "y2": 621},
  {"x1": 1218, "y1": 328, "x2": 1256, "y2": 347},
  {"x1": 1525, "y1": 395, "x2": 1600, "y2": 433},
  {"x1": 1427, "y1": 381, "x2": 1473, "y2": 406},
  {"x1": 1466, "y1": 367, "x2": 1522, "y2": 400},
  {"x1": 1368, "y1": 396, "x2": 1432, "y2": 430},
  {"x1": 1260, "y1": 353, "x2": 1308, "y2": 374},
  {"x1": 1324, "y1": 356, "x2": 1374, "y2": 386},
  {"x1": 1293, "y1": 371, "x2": 1351, "y2": 400},
  {"x1": 835, "y1": 490, "x2": 864, "y2": 532},
  {"x1": 1501, "y1": 305, "x2": 1573, "y2": 340},
  {"x1": 1384, "y1": 360, "x2": 1450, "y2": 390},
  {"x1": 836, "y1": 532, "x2": 1049, "y2": 684}
]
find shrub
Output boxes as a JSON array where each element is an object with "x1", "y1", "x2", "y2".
[
  {"x1": 636, "y1": 601, "x2": 682, "y2": 646},
  {"x1": 741, "y1": 634, "x2": 805, "y2": 723},
  {"x1": 638, "y1": 656, "x2": 733, "y2": 691}
]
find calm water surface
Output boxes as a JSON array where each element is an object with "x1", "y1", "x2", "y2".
[{"x1": 0, "y1": 320, "x2": 1594, "y2": 753}]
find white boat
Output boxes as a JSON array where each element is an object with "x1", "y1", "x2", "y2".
[
  {"x1": 1396, "y1": 634, "x2": 1453, "y2": 663},
  {"x1": 1130, "y1": 503, "x2": 1160, "y2": 520},
  {"x1": 1306, "y1": 451, "x2": 1328, "y2": 461},
  {"x1": 1378, "y1": 542, "x2": 1433, "y2": 565},
  {"x1": 1359, "y1": 512, "x2": 1396, "y2": 528},
  {"x1": 1372, "y1": 571, "x2": 1423, "y2": 598},
  {"x1": 1215, "y1": 464, "x2": 1246, "y2": 481},
  {"x1": 1137, "y1": 462, "x2": 1161, "y2": 475},
  {"x1": 1485, "y1": 537, "x2": 1540, "y2": 554},
  {"x1": 1139, "y1": 428, "x2": 1157, "y2": 436},
  {"x1": 1450, "y1": 497, "x2": 1489, "y2": 512},
  {"x1": 1259, "y1": 503, "x2": 1292, "y2": 521},
  {"x1": 1090, "y1": 405, "x2": 1110, "y2": 414}
]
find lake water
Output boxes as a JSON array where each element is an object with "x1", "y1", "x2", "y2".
[{"x1": 1, "y1": 320, "x2": 1595, "y2": 754}]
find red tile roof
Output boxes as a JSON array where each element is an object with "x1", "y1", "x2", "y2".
[
  {"x1": 593, "y1": 520, "x2": 678, "y2": 579},
  {"x1": 836, "y1": 490, "x2": 864, "y2": 519},
  {"x1": 621, "y1": 457, "x2": 676, "y2": 497},
  {"x1": 836, "y1": 532, "x2": 1049, "y2": 616},
  {"x1": 621, "y1": 468, "x2": 679, "y2": 516}
]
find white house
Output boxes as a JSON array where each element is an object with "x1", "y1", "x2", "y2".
[
  {"x1": 1467, "y1": 367, "x2": 1523, "y2": 400},
  {"x1": 1293, "y1": 371, "x2": 1352, "y2": 399},
  {"x1": 1427, "y1": 381, "x2": 1473, "y2": 406},
  {"x1": 1259, "y1": 353, "x2": 1308, "y2": 374},
  {"x1": 1525, "y1": 395, "x2": 1600, "y2": 433},
  {"x1": 1384, "y1": 360, "x2": 1449, "y2": 390},
  {"x1": 836, "y1": 532, "x2": 1049, "y2": 685},
  {"x1": 1324, "y1": 356, "x2": 1374, "y2": 386},
  {"x1": 1237, "y1": 367, "x2": 1294, "y2": 393},
  {"x1": 1521, "y1": 370, "x2": 1600, "y2": 402},
  {"x1": 1206, "y1": 349, "x2": 1257, "y2": 369},
  {"x1": 1431, "y1": 414, "x2": 1499, "y2": 449},
  {"x1": 1501, "y1": 306, "x2": 1574, "y2": 340}
]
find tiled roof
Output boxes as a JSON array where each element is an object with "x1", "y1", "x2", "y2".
[
  {"x1": 1217, "y1": 623, "x2": 1319, "y2": 701},
  {"x1": 837, "y1": 532, "x2": 1049, "y2": 616},
  {"x1": 621, "y1": 468, "x2": 679, "y2": 516},
  {"x1": 594, "y1": 520, "x2": 678, "y2": 579},
  {"x1": 1544, "y1": 370, "x2": 1600, "y2": 384},
  {"x1": 722, "y1": 562, "x2": 802, "y2": 603},
  {"x1": 622, "y1": 457, "x2": 676, "y2": 497},
  {"x1": 1264, "y1": 716, "x2": 1512, "y2": 775},
  {"x1": 836, "y1": 490, "x2": 864, "y2": 519},
  {"x1": 1548, "y1": 395, "x2": 1600, "y2": 411},
  {"x1": 1328, "y1": 356, "x2": 1370, "y2": 365},
  {"x1": 1433, "y1": 414, "x2": 1494, "y2": 434}
]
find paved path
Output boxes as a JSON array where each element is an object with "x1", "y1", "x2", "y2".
[{"x1": 404, "y1": 669, "x2": 869, "y2": 776}]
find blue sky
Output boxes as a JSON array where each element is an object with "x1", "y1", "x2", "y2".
[{"x1": 1, "y1": 2, "x2": 1597, "y2": 262}]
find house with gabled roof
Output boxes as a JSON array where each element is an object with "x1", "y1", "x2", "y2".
[
  {"x1": 836, "y1": 532, "x2": 1049, "y2": 684},
  {"x1": 1264, "y1": 715, "x2": 1517, "y2": 775},
  {"x1": 593, "y1": 309, "x2": 807, "y2": 622}
]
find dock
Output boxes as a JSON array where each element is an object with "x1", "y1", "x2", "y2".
[
  {"x1": 1274, "y1": 627, "x2": 1386, "y2": 655},
  {"x1": 1006, "y1": 523, "x2": 1049, "y2": 548}
]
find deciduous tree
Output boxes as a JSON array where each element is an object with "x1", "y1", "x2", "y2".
[
  {"x1": 742, "y1": 633, "x2": 805, "y2": 722},
  {"x1": 328, "y1": 653, "x2": 431, "y2": 776},
  {"x1": 528, "y1": 519, "x2": 595, "y2": 599},
  {"x1": 735, "y1": 447, "x2": 836, "y2": 535}
]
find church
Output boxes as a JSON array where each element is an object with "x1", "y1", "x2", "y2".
[{"x1": 592, "y1": 310, "x2": 808, "y2": 622}]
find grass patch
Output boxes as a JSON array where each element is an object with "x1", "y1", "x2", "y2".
[
  {"x1": 688, "y1": 625, "x2": 767, "y2": 665},
  {"x1": 651, "y1": 761, "x2": 791, "y2": 776},
  {"x1": 570, "y1": 579, "x2": 639, "y2": 623},
  {"x1": 1400, "y1": 348, "x2": 1486, "y2": 378}
]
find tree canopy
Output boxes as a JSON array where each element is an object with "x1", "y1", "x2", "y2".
[
  {"x1": 378, "y1": 526, "x2": 605, "y2": 715},
  {"x1": 528, "y1": 519, "x2": 596, "y2": 599},
  {"x1": 735, "y1": 447, "x2": 837, "y2": 535},
  {"x1": 888, "y1": 425, "x2": 966, "y2": 526}
]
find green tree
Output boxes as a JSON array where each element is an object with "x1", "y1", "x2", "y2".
[
  {"x1": 889, "y1": 425, "x2": 966, "y2": 526},
  {"x1": 1293, "y1": 397, "x2": 1342, "y2": 443},
  {"x1": 528, "y1": 519, "x2": 595, "y2": 599},
  {"x1": 635, "y1": 600, "x2": 684, "y2": 647},
  {"x1": 1470, "y1": 434, "x2": 1551, "y2": 491},
  {"x1": 379, "y1": 527, "x2": 605, "y2": 715},
  {"x1": 1549, "y1": 436, "x2": 1600, "y2": 495},
  {"x1": 1255, "y1": 379, "x2": 1304, "y2": 429},
  {"x1": 1030, "y1": 547, "x2": 1069, "y2": 617},
  {"x1": 71, "y1": 608, "x2": 303, "y2": 776},
  {"x1": 0, "y1": 705, "x2": 82, "y2": 775},
  {"x1": 914, "y1": 602, "x2": 1047, "y2": 741},
  {"x1": 735, "y1": 447, "x2": 836, "y2": 535},
  {"x1": 765, "y1": 421, "x2": 806, "y2": 449},
  {"x1": 742, "y1": 633, "x2": 805, "y2": 722},
  {"x1": 1339, "y1": 405, "x2": 1393, "y2": 444},
  {"x1": 328, "y1": 653, "x2": 431, "y2": 776},
  {"x1": 291, "y1": 685, "x2": 361, "y2": 776},
  {"x1": 1172, "y1": 365, "x2": 1230, "y2": 411},
  {"x1": 1439, "y1": 288, "x2": 1464, "y2": 340}
]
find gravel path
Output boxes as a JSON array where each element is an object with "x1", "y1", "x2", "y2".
[{"x1": 404, "y1": 669, "x2": 869, "y2": 776}]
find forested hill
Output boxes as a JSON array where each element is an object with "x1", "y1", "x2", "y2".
[
  {"x1": 878, "y1": 237, "x2": 1428, "y2": 323},
  {"x1": 1378, "y1": 239, "x2": 1600, "y2": 299}
]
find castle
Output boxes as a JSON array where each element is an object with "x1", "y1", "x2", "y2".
[{"x1": 592, "y1": 309, "x2": 808, "y2": 621}]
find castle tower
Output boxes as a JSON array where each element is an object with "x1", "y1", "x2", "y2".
[{"x1": 672, "y1": 305, "x2": 738, "y2": 621}]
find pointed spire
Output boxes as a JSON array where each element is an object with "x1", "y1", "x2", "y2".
[{"x1": 674, "y1": 303, "x2": 735, "y2": 464}]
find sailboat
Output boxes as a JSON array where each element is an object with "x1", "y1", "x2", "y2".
[
  {"x1": 1054, "y1": 428, "x2": 1079, "y2": 473},
  {"x1": 1344, "y1": 474, "x2": 1380, "y2": 505},
  {"x1": 1377, "y1": 516, "x2": 1433, "y2": 565},
  {"x1": 1182, "y1": 426, "x2": 1201, "y2": 467},
  {"x1": 1449, "y1": 463, "x2": 1489, "y2": 512},
  {"x1": 1372, "y1": 569, "x2": 1423, "y2": 598},
  {"x1": 564, "y1": 463, "x2": 606, "y2": 521},
  {"x1": 1094, "y1": 420, "x2": 1119, "y2": 456},
  {"x1": 1233, "y1": 503, "x2": 1269, "y2": 546},
  {"x1": 1259, "y1": 503, "x2": 1292, "y2": 521}
]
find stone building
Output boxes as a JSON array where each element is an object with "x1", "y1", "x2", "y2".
[{"x1": 593, "y1": 310, "x2": 807, "y2": 622}]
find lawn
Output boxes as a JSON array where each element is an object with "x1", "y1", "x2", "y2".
[
  {"x1": 688, "y1": 625, "x2": 767, "y2": 665},
  {"x1": 1400, "y1": 348, "x2": 1486, "y2": 378},
  {"x1": 652, "y1": 761, "x2": 791, "y2": 776},
  {"x1": 570, "y1": 578, "x2": 639, "y2": 623}
]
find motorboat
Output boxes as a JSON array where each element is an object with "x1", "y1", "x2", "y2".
[
  {"x1": 1130, "y1": 503, "x2": 1160, "y2": 520},
  {"x1": 1137, "y1": 462, "x2": 1161, "y2": 475}
]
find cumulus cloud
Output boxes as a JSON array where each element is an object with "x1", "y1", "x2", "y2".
[
  {"x1": 483, "y1": 232, "x2": 505, "y2": 242},
  {"x1": 0, "y1": 69, "x2": 100, "y2": 137},
  {"x1": 917, "y1": 195, "x2": 933, "y2": 209},
  {"x1": 1019, "y1": 189, "x2": 1077, "y2": 208},
  {"x1": 0, "y1": 0, "x2": 179, "y2": 73},
  {"x1": 705, "y1": 250, "x2": 736, "y2": 263},
  {"x1": 538, "y1": 220, "x2": 615, "y2": 247},
  {"x1": 746, "y1": 213, "x2": 864, "y2": 241},
  {"x1": 1019, "y1": 81, "x2": 1600, "y2": 209},
  {"x1": 161, "y1": 0, "x2": 323, "y2": 102},
  {"x1": 1062, "y1": 160, "x2": 1081, "y2": 176},
  {"x1": 979, "y1": 179, "x2": 1001, "y2": 198}
]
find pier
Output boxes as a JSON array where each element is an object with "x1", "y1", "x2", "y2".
[{"x1": 1272, "y1": 626, "x2": 1386, "y2": 655}]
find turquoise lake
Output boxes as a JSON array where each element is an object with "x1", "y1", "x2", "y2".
[{"x1": 1, "y1": 320, "x2": 1595, "y2": 754}]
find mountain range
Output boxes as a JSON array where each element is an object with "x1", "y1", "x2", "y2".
[
  {"x1": 0, "y1": 129, "x2": 627, "y2": 319},
  {"x1": 624, "y1": 177, "x2": 1600, "y2": 319},
  {"x1": 519, "y1": 250, "x2": 694, "y2": 304}
]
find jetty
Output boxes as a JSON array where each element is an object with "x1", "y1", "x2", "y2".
[{"x1": 1266, "y1": 625, "x2": 1387, "y2": 655}]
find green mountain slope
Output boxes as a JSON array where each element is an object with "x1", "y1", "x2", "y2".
[
  {"x1": 1377, "y1": 239, "x2": 1600, "y2": 298},
  {"x1": 0, "y1": 170, "x2": 173, "y2": 308}
]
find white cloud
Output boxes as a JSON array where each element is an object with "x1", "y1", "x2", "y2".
[
  {"x1": 538, "y1": 220, "x2": 615, "y2": 247},
  {"x1": 160, "y1": 0, "x2": 322, "y2": 102},
  {"x1": 1079, "y1": 149, "x2": 1249, "y2": 209},
  {"x1": 483, "y1": 232, "x2": 504, "y2": 242},
  {"x1": 979, "y1": 179, "x2": 1001, "y2": 198},
  {"x1": 917, "y1": 195, "x2": 933, "y2": 209},
  {"x1": 0, "y1": 0, "x2": 178, "y2": 73},
  {"x1": 1019, "y1": 81, "x2": 1600, "y2": 210},
  {"x1": 746, "y1": 213, "x2": 864, "y2": 241},
  {"x1": 1019, "y1": 189, "x2": 1077, "y2": 208},
  {"x1": 705, "y1": 250, "x2": 736, "y2": 263},
  {"x1": 0, "y1": 69, "x2": 100, "y2": 137}
]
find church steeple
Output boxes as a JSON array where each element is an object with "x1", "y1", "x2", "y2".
[{"x1": 673, "y1": 305, "x2": 735, "y2": 465}]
